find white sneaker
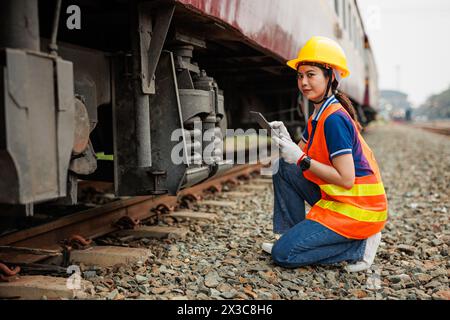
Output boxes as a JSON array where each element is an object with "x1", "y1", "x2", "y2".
[
  {"x1": 261, "y1": 242, "x2": 274, "y2": 254},
  {"x1": 345, "y1": 232, "x2": 382, "y2": 273}
]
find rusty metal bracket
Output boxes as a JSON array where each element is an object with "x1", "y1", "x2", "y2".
[
  {"x1": 148, "y1": 203, "x2": 174, "y2": 225},
  {"x1": 179, "y1": 192, "x2": 202, "y2": 209},
  {"x1": 139, "y1": 1, "x2": 175, "y2": 94},
  {"x1": 226, "y1": 177, "x2": 241, "y2": 186},
  {"x1": 154, "y1": 203, "x2": 175, "y2": 214},
  {"x1": 0, "y1": 262, "x2": 20, "y2": 282},
  {"x1": 114, "y1": 216, "x2": 140, "y2": 230},
  {"x1": 207, "y1": 183, "x2": 222, "y2": 193},
  {"x1": 238, "y1": 173, "x2": 252, "y2": 181},
  {"x1": 181, "y1": 193, "x2": 202, "y2": 202},
  {"x1": 61, "y1": 234, "x2": 92, "y2": 250}
]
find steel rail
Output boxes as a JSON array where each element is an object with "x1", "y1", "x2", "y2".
[{"x1": 0, "y1": 162, "x2": 268, "y2": 264}]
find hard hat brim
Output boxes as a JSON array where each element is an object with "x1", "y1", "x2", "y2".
[
  {"x1": 287, "y1": 58, "x2": 301, "y2": 71},
  {"x1": 286, "y1": 58, "x2": 350, "y2": 78}
]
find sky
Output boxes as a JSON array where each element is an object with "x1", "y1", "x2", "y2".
[{"x1": 357, "y1": 0, "x2": 450, "y2": 107}]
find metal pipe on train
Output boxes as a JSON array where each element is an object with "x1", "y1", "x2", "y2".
[{"x1": 0, "y1": 0, "x2": 41, "y2": 51}]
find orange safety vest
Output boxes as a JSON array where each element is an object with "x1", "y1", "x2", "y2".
[{"x1": 302, "y1": 102, "x2": 388, "y2": 239}]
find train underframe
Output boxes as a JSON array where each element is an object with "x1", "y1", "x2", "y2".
[{"x1": 0, "y1": 0, "x2": 374, "y2": 227}]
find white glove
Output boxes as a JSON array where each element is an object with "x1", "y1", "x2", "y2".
[
  {"x1": 272, "y1": 135, "x2": 305, "y2": 165},
  {"x1": 269, "y1": 121, "x2": 292, "y2": 142}
]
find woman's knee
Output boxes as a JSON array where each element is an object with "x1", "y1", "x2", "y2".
[
  {"x1": 271, "y1": 246, "x2": 291, "y2": 268},
  {"x1": 271, "y1": 240, "x2": 304, "y2": 268},
  {"x1": 271, "y1": 238, "x2": 316, "y2": 268}
]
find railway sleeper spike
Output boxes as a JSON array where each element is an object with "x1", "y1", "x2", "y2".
[
  {"x1": 226, "y1": 177, "x2": 240, "y2": 186},
  {"x1": 114, "y1": 216, "x2": 140, "y2": 230},
  {"x1": 182, "y1": 193, "x2": 202, "y2": 202},
  {"x1": 178, "y1": 193, "x2": 202, "y2": 210},
  {"x1": 154, "y1": 203, "x2": 175, "y2": 214},
  {"x1": 0, "y1": 274, "x2": 17, "y2": 282},
  {"x1": 0, "y1": 263, "x2": 21, "y2": 278},
  {"x1": 237, "y1": 173, "x2": 252, "y2": 181},
  {"x1": 207, "y1": 184, "x2": 222, "y2": 193},
  {"x1": 65, "y1": 234, "x2": 92, "y2": 249}
]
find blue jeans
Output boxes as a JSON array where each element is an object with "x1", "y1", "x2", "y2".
[{"x1": 271, "y1": 158, "x2": 366, "y2": 268}]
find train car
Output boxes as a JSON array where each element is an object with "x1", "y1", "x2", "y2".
[{"x1": 0, "y1": 0, "x2": 379, "y2": 220}]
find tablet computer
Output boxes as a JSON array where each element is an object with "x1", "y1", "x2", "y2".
[{"x1": 250, "y1": 111, "x2": 279, "y2": 137}]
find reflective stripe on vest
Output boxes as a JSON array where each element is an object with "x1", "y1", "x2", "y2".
[
  {"x1": 320, "y1": 182, "x2": 385, "y2": 197},
  {"x1": 302, "y1": 102, "x2": 388, "y2": 239},
  {"x1": 315, "y1": 199, "x2": 387, "y2": 222}
]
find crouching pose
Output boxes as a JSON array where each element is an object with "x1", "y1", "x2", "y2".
[{"x1": 264, "y1": 36, "x2": 388, "y2": 272}]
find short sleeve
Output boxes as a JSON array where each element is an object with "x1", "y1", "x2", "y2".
[
  {"x1": 324, "y1": 112, "x2": 355, "y2": 160},
  {"x1": 301, "y1": 126, "x2": 309, "y2": 143}
]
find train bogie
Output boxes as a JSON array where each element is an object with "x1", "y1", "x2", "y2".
[{"x1": 0, "y1": 0, "x2": 379, "y2": 216}]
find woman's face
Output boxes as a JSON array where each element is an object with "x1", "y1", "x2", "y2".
[{"x1": 297, "y1": 65, "x2": 329, "y2": 102}]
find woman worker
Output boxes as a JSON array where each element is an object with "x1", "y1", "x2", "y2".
[{"x1": 264, "y1": 36, "x2": 388, "y2": 272}]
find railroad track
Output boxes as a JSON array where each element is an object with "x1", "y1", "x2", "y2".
[
  {"x1": 412, "y1": 124, "x2": 450, "y2": 136},
  {"x1": 416, "y1": 126, "x2": 450, "y2": 136},
  {"x1": 0, "y1": 160, "x2": 274, "y2": 298}
]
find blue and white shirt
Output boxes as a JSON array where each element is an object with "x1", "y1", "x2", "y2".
[{"x1": 302, "y1": 95, "x2": 373, "y2": 177}]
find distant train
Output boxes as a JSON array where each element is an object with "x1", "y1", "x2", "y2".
[{"x1": 0, "y1": 0, "x2": 379, "y2": 217}]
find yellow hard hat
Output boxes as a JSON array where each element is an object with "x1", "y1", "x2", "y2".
[{"x1": 287, "y1": 36, "x2": 350, "y2": 78}]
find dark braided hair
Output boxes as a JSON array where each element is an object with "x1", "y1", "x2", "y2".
[
  {"x1": 331, "y1": 79, "x2": 363, "y2": 132},
  {"x1": 315, "y1": 66, "x2": 362, "y2": 132}
]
